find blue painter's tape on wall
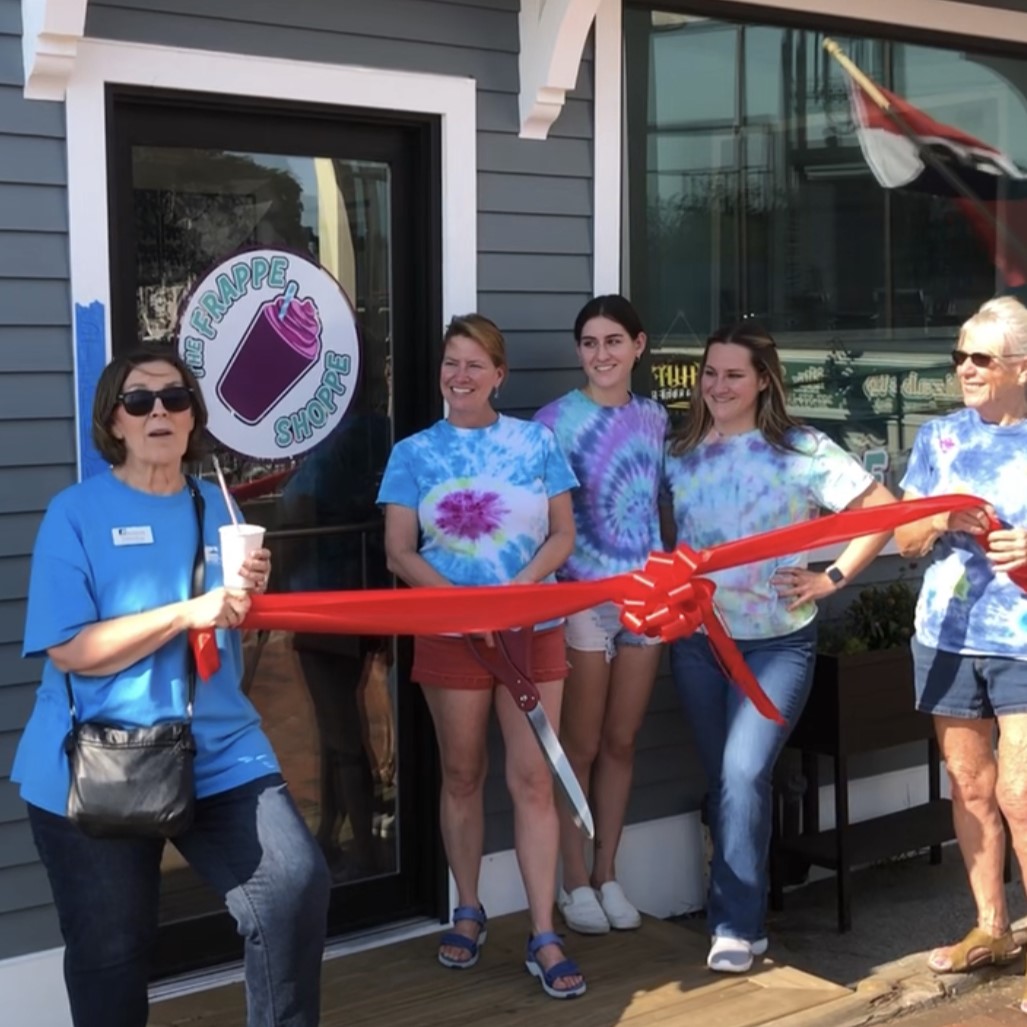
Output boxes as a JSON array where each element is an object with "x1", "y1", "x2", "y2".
[{"x1": 74, "y1": 301, "x2": 108, "y2": 480}]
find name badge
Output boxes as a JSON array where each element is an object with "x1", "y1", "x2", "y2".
[{"x1": 112, "y1": 526, "x2": 154, "y2": 546}]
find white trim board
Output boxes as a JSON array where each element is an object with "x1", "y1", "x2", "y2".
[
  {"x1": 721, "y1": 0, "x2": 1027, "y2": 45},
  {"x1": 64, "y1": 37, "x2": 477, "y2": 479},
  {"x1": 477, "y1": 812, "x2": 707, "y2": 920},
  {"x1": 593, "y1": 0, "x2": 622, "y2": 295},
  {"x1": 1, "y1": 946, "x2": 72, "y2": 1027}
]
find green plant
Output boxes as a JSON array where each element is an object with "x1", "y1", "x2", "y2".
[{"x1": 818, "y1": 580, "x2": 918, "y2": 655}]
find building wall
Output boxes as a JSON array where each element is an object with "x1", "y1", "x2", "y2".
[
  {"x1": 0, "y1": 0, "x2": 78, "y2": 963},
  {"x1": 3, "y1": 0, "x2": 1018, "y2": 972},
  {"x1": 82, "y1": 0, "x2": 627, "y2": 856}
]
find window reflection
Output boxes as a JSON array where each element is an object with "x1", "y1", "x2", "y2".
[
  {"x1": 627, "y1": 13, "x2": 1027, "y2": 486},
  {"x1": 130, "y1": 147, "x2": 400, "y2": 929}
]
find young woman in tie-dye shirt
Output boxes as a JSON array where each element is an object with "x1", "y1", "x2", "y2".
[
  {"x1": 534, "y1": 296, "x2": 667, "y2": 938},
  {"x1": 662, "y1": 322, "x2": 894, "y2": 974},
  {"x1": 378, "y1": 314, "x2": 586, "y2": 999}
]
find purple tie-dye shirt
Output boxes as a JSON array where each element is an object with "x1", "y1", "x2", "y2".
[{"x1": 534, "y1": 390, "x2": 668, "y2": 580}]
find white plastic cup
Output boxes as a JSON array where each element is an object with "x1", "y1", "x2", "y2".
[{"x1": 218, "y1": 524, "x2": 266, "y2": 589}]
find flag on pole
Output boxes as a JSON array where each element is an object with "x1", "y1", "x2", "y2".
[{"x1": 845, "y1": 73, "x2": 1027, "y2": 286}]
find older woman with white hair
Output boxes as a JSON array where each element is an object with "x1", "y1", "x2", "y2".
[{"x1": 895, "y1": 296, "x2": 1027, "y2": 990}]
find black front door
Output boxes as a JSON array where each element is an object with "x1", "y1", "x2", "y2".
[{"x1": 106, "y1": 87, "x2": 444, "y2": 977}]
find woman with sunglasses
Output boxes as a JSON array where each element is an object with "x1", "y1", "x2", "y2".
[
  {"x1": 11, "y1": 349, "x2": 330, "y2": 1027},
  {"x1": 894, "y1": 297, "x2": 1027, "y2": 990},
  {"x1": 663, "y1": 322, "x2": 895, "y2": 973}
]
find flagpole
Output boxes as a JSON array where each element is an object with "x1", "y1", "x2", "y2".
[{"x1": 823, "y1": 37, "x2": 1027, "y2": 272}]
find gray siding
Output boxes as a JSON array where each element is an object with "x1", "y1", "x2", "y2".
[
  {"x1": 86, "y1": 0, "x2": 595, "y2": 406},
  {"x1": 0, "y1": 0, "x2": 996, "y2": 968},
  {"x1": 0, "y1": 0, "x2": 74, "y2": 959},
  {"x1": 85, "y1": 0, "x2": 601, "y2": 856}
]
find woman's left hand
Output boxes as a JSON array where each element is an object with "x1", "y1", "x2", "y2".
[
  {"x1": 239, "y1": 547, "x2": 272, "y2": 593},
  {"x1": 771, "y1": 566, "x2": 840, "y2": 611},
  {"x1": 986, "y1": 527, "x2": 1027, "y2": 574}
]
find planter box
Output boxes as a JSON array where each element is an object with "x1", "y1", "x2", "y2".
[
  {"x1": 790, "y1": 646, "x2": 930, "y2": 755},
  {"x1": 771, "y1": 645, "x2": 954, "y2": 932}
]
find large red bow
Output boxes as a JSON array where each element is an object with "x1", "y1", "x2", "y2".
[{"x1": 620, "y1": 546, "x2": 785, "y2": 723}]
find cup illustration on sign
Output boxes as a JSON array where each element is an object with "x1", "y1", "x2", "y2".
[{"x1": 216, "y1": 281, "x2": 323, "y2": 425}]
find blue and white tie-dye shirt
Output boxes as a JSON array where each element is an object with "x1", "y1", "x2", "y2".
[
  {"x1": 663, "y1": 427, "x2": 874, "y2": 640},
  {"x1": 377, "y1": 414, "x2": 578, "y2": 586},
  {"x1": 900, "y1": 407, "x2": 1027, "y2": 660},
  {"x1": 534, "y1": 390, "x2": 667, "y2": 580}
]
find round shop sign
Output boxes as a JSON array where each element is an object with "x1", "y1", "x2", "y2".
[{"x1": 176, "y1": 247, "x2": 360, "y2": 459}]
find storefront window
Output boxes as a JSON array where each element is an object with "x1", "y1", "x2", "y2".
[
  {"x1": 626, "y1": 10, "x2": 1027, "y2": 485},
  {"x1": 125, "y1": 142, "x2": 401, "y2": 949}
]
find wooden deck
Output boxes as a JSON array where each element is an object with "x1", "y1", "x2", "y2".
[{"x1": 149, "y1": 914, "x2": 852, "y2": 1027}]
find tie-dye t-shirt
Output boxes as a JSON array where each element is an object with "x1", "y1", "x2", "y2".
[
  {"x1": 663, "y1": 427, "x2": 874, "y2": 640},
  {"x1": 900, "y1": 407, "x2": 1027, "y2": 660},
  {"x1": 534, "y1": 390, "x2": 668, "y2": 580},
  {"x1": 377, "y1": 415, "x2": 578, "y2": 587}
]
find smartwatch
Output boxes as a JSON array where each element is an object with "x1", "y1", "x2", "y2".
[{"x1": 825, "y1": 565, "x2": 846, "y2": 586}]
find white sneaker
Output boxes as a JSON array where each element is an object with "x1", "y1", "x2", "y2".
[
  {"x1": 706, "y1": 935, "x2": 769, "y2": 974},
  {"x1": 558, "y1": 886, "x2": 610, "y2": 934},
  {"x1": 597, "y1": 881, "x2": 642, "y2": 930}
]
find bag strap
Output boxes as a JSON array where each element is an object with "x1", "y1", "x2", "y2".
[
  {"x1": 183, "y1": 475, "x2": 207, "y2": 717},
  {"x1": 63, "y1": 475, "x2": 208, "y2": 725}
]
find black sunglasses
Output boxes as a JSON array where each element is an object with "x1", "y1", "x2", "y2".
[
  {"x1": 118, "y1": 386, "x2": 194, "y2": 417},
  {"x1": 951, "y1": 350, "x2": 1003, "y2": 369}
]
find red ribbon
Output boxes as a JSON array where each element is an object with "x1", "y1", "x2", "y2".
[
  {"x1": 189, "y1": 627, "x2": 221, "y2": 683},
  {"x1": 228, "y1": 467, "x2": 295, "y2": 502},
  {"x1": 191, "y1": 494, "x2": 1006, "y2": 720}
]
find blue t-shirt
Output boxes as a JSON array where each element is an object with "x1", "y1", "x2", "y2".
[
  {"x1": 376, "y1": 415, "x2": 577, "y2": 587},
  {"x1": 12, "y1": 471, "x2": 279, "y2": 816},
  {"x1": 534, "y1": 390, "x2": 667, "y2": 580},
  {"x1": 900, "y1": 407, "x2": 1027, "y2": 659},
  {"x1": 663, "y1": 427, "x2": 874, "y2": 639}
]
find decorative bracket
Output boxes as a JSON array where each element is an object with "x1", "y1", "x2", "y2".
[
  {"x1": 519, "y1": 0, "x2": 601, "y2": 140},
  {"x1": 22, "y1": 0, "x2": 88, "y2": 101}
]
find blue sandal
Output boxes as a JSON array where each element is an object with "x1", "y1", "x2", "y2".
[
  {"x1": 438, "y1": 904, "x2": 487, "y2": 969},
  {"x1": 525, "y1": 931, "x2": 587, "y2": 999}
]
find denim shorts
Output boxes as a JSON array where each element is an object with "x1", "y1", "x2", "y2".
[
  {"x1": 564, "y1": 601, "x2": 661, "y2": 661},
  {"x1": 912, "y1": 636, "x2": 1027, "y2": 719}
]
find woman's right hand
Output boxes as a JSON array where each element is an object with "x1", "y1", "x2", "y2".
[
  {"x1": 935, "y1": 505, "x2": 991, "y2": 536},
  {"x1": 183, "y1": 587, "x2": 252, "y2": 630}
]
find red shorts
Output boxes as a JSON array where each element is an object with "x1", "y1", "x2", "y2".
[{"x1": 412, "y1": 626, "x2": 569, "y2": 690}]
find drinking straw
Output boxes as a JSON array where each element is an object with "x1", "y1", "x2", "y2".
[
  {"x1": 278, "y1": 281, "x2": 298, "y2": 321},
  {"x1": 211, "y1": 454, "x2": 240, "y2": 527}
]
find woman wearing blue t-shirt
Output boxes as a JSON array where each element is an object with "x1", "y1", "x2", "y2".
[
  {"x1": 12, "y1": 350, "x2": 330, "y2": 1027},
  {"x1": 663, "y1": 322, "x2": 894, "y2": 973},
  {"x1": 534, "y1": 296, "x2": 667, "y2": 935},
  {"x1": 894, "y1": 297, "x2": 1027, "y2": 988},
  {"x1": 378, "y1": 314, "x2": 586, "y2": 999}
]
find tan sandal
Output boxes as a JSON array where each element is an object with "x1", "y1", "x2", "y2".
[{"x1": 927, "y1": 926, "x2": 1021, "y2": 974}]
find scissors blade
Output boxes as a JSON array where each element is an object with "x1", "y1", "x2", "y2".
[{"x1": 525, "y1": 704, "x2": 594, "y2": 839}]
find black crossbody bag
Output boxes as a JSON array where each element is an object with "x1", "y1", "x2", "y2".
[{"x1": 63, "y1": 478, "x2": 206, "y2": 839}]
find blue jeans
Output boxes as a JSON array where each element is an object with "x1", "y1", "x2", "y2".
[
  {"x1": 28, "y1": 774, "x2": 330, "y2": 1027},
  {"x1": 671, "y1": 623, "x2": 817, "y2": 941}
]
